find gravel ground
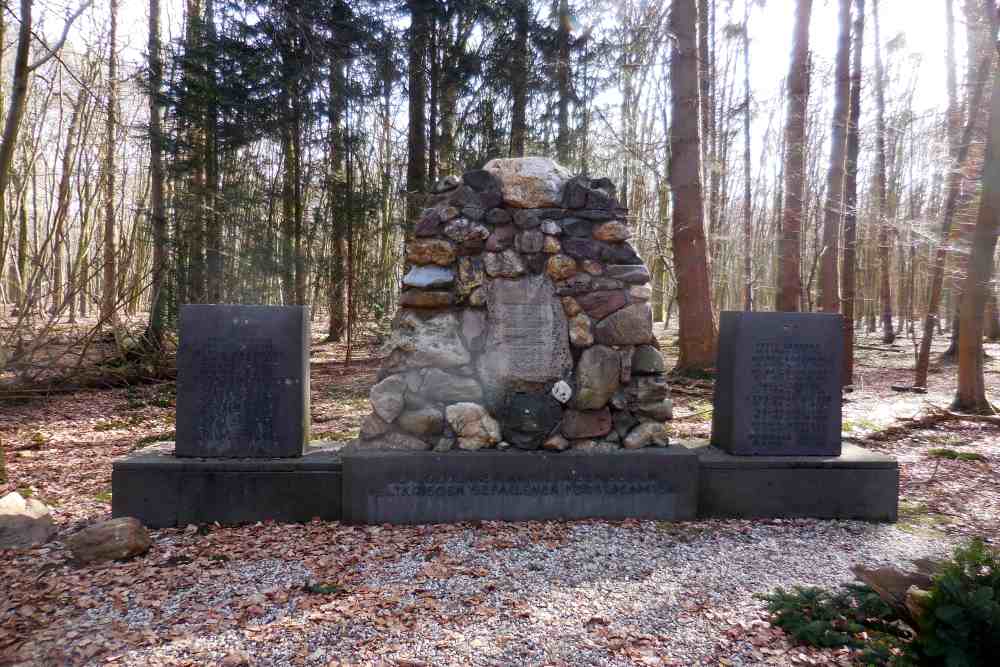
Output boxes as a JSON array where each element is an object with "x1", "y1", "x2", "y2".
[{"x1": 10, "y1": 518, "x2": 951, "y2": 667}]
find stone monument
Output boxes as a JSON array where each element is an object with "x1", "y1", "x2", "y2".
[
  {"x1": 112, "y1": 305, "x2": 341, "y2": 527},
  {"x1": 711, "y1": 311, "x2": 843, "y2": 456},
  {"x1": 343, "y1": 158, "x2": 697, "y2": 524}
]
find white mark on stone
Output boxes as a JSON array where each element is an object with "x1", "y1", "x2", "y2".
[{"x1": 551, "y1": 380, "x2": 572, "y2": 404}]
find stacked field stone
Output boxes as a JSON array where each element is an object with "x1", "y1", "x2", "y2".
[{"x1": 358, "y1": 157, "x2": 672, "y2": 453}]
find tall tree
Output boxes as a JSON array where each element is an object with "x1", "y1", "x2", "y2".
[
  {"x1": 872, "y1": 0, "x2": 894, "y2": 341},
  {"x1": 555, "y1": 0, "x2": 571, "y2": 164},
  {"x1": 204, "y1": 0, "x2": 222, "y2": 302},
  {"x1": 407, "y1": 0, "x2": 429, "y2": 224},
  {"x1": 777, "y1": 0, "x2": 813, "y2": 312},
  {"x1": 819, "y1": 0, "x2": 852, "y2": 313},
  {"x1": 668, "y1": 0, "x2": 718, "y2": 371},
  {"x1": 146, "y1": 0, "x2": 168, "y2": 348},
  {"x1": 509, "y1": 0, "x2": 530, "y2": 156},
  {"x1": 742, "y1": 0, "x2": 753, "y2": 311},
  {"x1": 101, "y1": 0, "x2": 119, "y2": 326},
  {"x1": 841, "y1": 0, "x2": 865, "y2": 384},
  {"x1": 954, "y1": 8, "x2": 1000, "y2": 414}
]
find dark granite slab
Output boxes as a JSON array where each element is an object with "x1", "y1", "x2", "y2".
[
  {"x1": 712, "y1": 311, "x2": 844, "y2": 456},
  {"x1": 176, "y1": 304, "x2": 310, "y2": 458}
]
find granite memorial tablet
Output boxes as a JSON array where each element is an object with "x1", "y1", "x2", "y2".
[
  {"x1": 711, "y1": 311, "x2": 843, "y2": 456},
  {"x1": 175, "y1": 304, "x2": 310, "y2": 458}
]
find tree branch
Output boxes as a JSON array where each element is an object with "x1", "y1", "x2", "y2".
[{"x1": 28, "y1": 0, "x2": 94, "y2": 72}]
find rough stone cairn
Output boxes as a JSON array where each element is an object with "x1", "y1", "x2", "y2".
[{"x1": 358, "y1": 157, "x2": 672, "y2": 453}]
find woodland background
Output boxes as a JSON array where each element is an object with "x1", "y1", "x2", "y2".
[{"x1": 0, "y1": 0, "x2": 997, "y2": 410}]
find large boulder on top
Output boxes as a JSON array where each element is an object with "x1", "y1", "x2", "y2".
[{"x1": 483, "y1": 157, "x2": 573, "y2": 209}]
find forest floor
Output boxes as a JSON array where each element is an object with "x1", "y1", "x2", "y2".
[{"x1": 1, "y1": 323, "x2": 998, "y2": 666}]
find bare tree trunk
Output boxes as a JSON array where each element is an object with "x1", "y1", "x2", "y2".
[
  {"x1": 204, "y1": 0, "x2": 222, "y2": 303},
  {"x1": 819, "y1": 0, "x2": 851, "y2": 314},
  {"x1": 954, "y1": 41, "x2": 1000, "y2": 413},
  {"x1": 406, "y1": 0, "x2": 428, "y2": 226},
  {"x1": 509, "y1": 0, "x2": 529, "y2": 157},
  {"x1": 777, "y1": 0, "x2": 813, "y2": 312},
  {"x1": 101, "y1": 0, "x2": 118, "y2": 326},
  {"x1": 914, "y1": 42, "x2": 995, "y2": 386},
  {"x1": 327, "y1": 51, "x2": 347, "y2": 341},
  {"x1": 871, "y1": 0, "x2": 895, "y2": 342},
  {"x1": 146, "y1": 0, "x2": 168, "y2": 348},
  {"x1": 669, "y1": 0, "x2": 718, "y2": 372},
  {"x1": 52, "y1": 87, "x2": 86, "y2": 315},
  {"x1": 556, "y1": 0, "x2": 571, "y2": 164},
  {"x1": 742, "y1": 0, "x2": 753, "y2": 311},
  {"x1": 841, "y1": 0, "x2": 864, "y2": 385},
  {"x1": 986, "y1": 290, "x2": 1000, "y2": 340}
]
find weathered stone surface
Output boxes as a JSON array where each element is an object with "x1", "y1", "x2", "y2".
[
  {"x1": 546, "y1": 254, "x2": 578, "y2": 281},
  {"x1": 478, "y1": 275, "x2": 573, "y2": 412},
  {"x1": 543, "y1": 235, "x2": 561, "y2": 254},
  {"x1": 605, "y1": 242, "x2": 643, "y2": 265},
  {"x1": 446, "y1": 403, "x2": 502, "y2": 450},
  {"x1": 414, "y1": 210, "x2": 443, "y2": 237},
  {"x1": 569, "y1": 313, "x2": 594, "y2": 347},
  {"x1": 551, "y1": 380, "x2": 573, "y2": 404},
  {"x1": 420, "y1": 367, "x2": 484, "y2": 403},
  {"x1": 400, "y1": 290, "x2": 454, "y2": 309},
  {"x1": 574, "y1": 345, "x2": 621, "y2": 410},
  {"x1": 369, "y1": 431, "x2": 432, "y2": 451},
  {"x1": 403, "y1": 265, "x2": 454, "y2": 289},
  {"x1": 523, "y1": 253, "x2": 547, "y2": 275},
  {"x1": 434, "y1": 437, "x2": 456, "y2": 451},
  {"x1": 463, "y1": 168, "x2": 502, "y2": 192},
  {"x1": 456, "y1": 257, "x2": 485, "y2": 297},
  {"x1": 543, "y1": 434, "x2": 571, "y2": 451},
  {"x1": 586, "y1": 186, "x2": 620, "y2": 210},
  {"x1": 605, "y1": 264, "x2": 651, "y2": 284},
  {"x1": 634, "y1": 399, "x2": 673, "y2": 421},
  {"x1": 541, "y1": 220, "x2": 562, "y2": 235},
  {"x1": 444, "y1": 219, "x2": 490, "y2": 245},
  {"x1": 468, "y1": 287, "x2": 486, "y2": 307},
  {"x1": 440, "y1": 206, "x2": 461, "y2": 222},
  {"x1": 611, "y1": 389, "x2": 628, "y2": 410},
  {"x1": 577, "y1": 290, "x2": 628, "y2": 320},
  {"x1": 513, "y1": 209, "x2": 541, "y2": 229},
  {"x1": 628, "y1": 375, "x2": 671, "y2": 403},
  {"x1": 562, "y1": 177, "x2": 590, "y2": 209},
  {"x1": 582, "y1": 260, "x2": 604, "y2": 275},
  {"x1": 594, "y1": 303, "x2": 654, "y2": 345},
  {"x1": 486, "y1": 224, "x2": 515, "y2": 251},
  {"x1": 619, "y1": 346, "x2": 634, "y2": 384},
  {"x1": 67, "y1": 517, "x2": 151, "y2": 564},
  {"x1": 0, "y1": 492, "x2": 56, "y2": 550},
  {"x1": 360, "y1": 413, "x2": 391, "y2": 440},
  {"x1": 462, "y1": 206, "x2": 486, "y2": 221},
  {"x1": 486, "y1": 208, "x2": 512, "y2": 225},
  {"x1": 623, "y1": 422, "x2": 669, "y2": 449},
  {"x1": 516, "y1": 230, "x2": 545, "y2": 253},
  {"x1": 450, "y1": 185, "x2": 482, "y2": 209},
  {"x1": 384, "y1": 311, "x2": 470, "y2": 368},
  {"x1": 576, "y1": 208, "x2": 616, "y2": 221},
  {"x1": 479, "y1": 190, "x2": 504, "y2": 209},
  {"x1": 593, "y1": 221, "x2": 631, "y2": 242},
  {"x1": 484, "y1": 250, "x2": 526, "y2": 278},
  {"x1": 398, "y1": 407, "x2": 445, "y2": 436},
  {"x1": 370, "y1": 374, "x2": 407, "y2": 422},
  {"x1": 632, "y1": 345, "x2": 666, "y2": 374},
  {"x1": 561, "y1": 408, "x2": 613, "y2": 439},
  {"x1": 461, "y1": 309, "x2": 487, "y2": 352},
  {"x1": 501, "y1": 391, "x2": 563, "y2": 449},
  {"x1": 561, "y1": 296, "x2": 582, "y2": 317},
  {"x1": 483, "y1": 157, "x2": 572, "y2": 208},
  {"x1": 538, "y1": 208, "x2": 567, "y2": 220},
  {"x1": 592, "y1": 278, "x2": 625, "y2": 291},
  {"x1": 613, "y1": 409, "x2": 639, "y2": 439},
  {"x1": 432, "y1": 175, "x2": 461, "y2": 193},
  {"x1": 561, "y1": 237, "x2": 606, "y2": 261},
  {"x1": 407, "y1": 239, "x2": 455, "y2": 266},
  {"x1": 629, "y1": 285, "x2": 652, "y2": 301},
  {"x1": 562, "y1": 218, "x2": 594, "y2": 238},
  {"x1": 555, "y1": 273, "x2": 593, "y2": 296},
  {"x1": 572, "y1": 440, "x2": 619, "y2": 453}
]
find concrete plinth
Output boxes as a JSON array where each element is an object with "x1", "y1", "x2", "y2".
[
  {"x1": 340, "y1": 446, "x2": 699, "y2": 525},
  {"x1": 687, "y1": 441, "x2": 898, "y2": 522},
  {"x1": 112, "y1": 444, "x2": 342, "y2": 528}
]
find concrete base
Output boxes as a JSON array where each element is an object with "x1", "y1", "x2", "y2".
[
  {"x1": 112, "y1": 443, "x2": 342, "y2": 528},
  {"x1": 341, "y1": 446, "x2": 699, "y2": 525},
  {"x1": 686, "y1": 441, "x2": 898, "y2": 522}
]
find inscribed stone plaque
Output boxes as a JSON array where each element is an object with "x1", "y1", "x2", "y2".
[
  {"x1": 176, "y1": 305, "x2": 310, "y2": 458},
  {"x1": 711, "y1": 312, "x2": 843, "y2": 456},
  {"x1": 477, "y1": 275, "x2": 573, "y2": 411}
]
